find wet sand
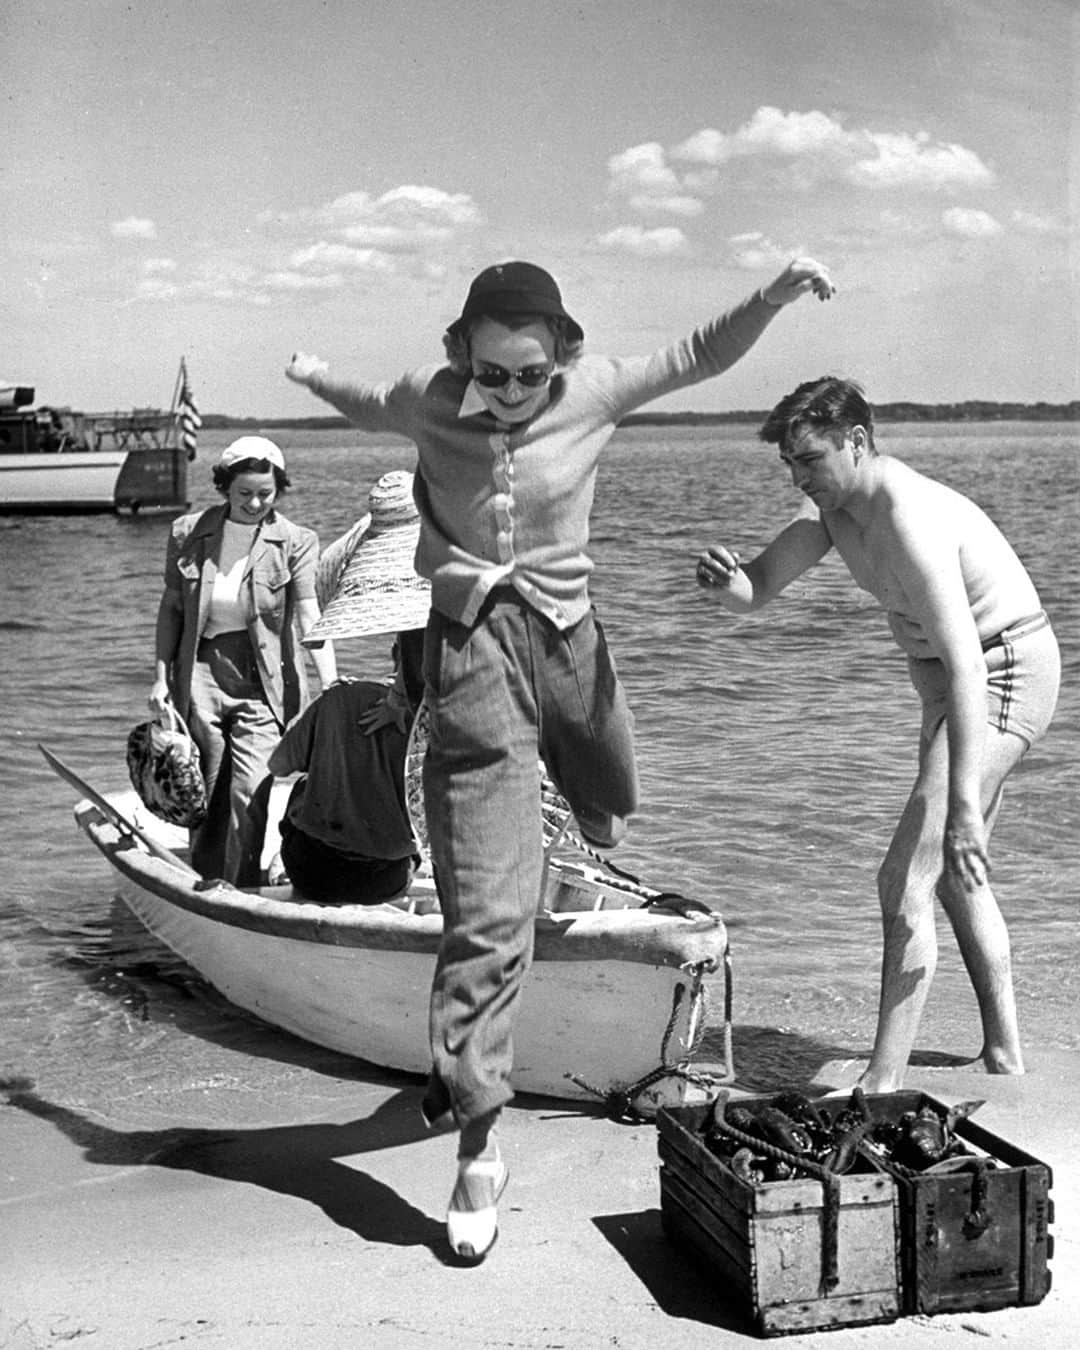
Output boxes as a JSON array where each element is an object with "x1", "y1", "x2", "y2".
[{"x1": 2, "y1": 1047, "x2": 1077, "y2": 1349}]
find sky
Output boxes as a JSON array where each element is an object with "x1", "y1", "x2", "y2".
[{"x1": 3, "y1": 0, "x2": 1076, "y2": 417}]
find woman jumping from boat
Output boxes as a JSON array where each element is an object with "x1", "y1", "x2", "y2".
[
  {"x1": 285, "y1": 256, "x2": 835, "y2": 1264},
  {"x1": 148, "y1": 436, "x2": 337, "y2": 886}
]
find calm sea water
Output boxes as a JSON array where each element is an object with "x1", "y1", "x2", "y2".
[{"x1": 1, "y1": 421, "x2": 1076, "y2": 1118}]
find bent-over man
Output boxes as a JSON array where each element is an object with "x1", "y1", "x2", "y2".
[{"x1": 696, "y1": 376, "x2": 1060, "y2": 1091}]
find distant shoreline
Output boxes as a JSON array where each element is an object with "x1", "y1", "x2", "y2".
[{"x1": 202, "y1": 401, "x2": 1079, "y2": 431}]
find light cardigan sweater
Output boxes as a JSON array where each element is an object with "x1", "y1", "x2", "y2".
[{"x1": 308, "y1": 289, "x2": 779, "y2": 630}]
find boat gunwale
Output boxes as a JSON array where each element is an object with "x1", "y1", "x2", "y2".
[{"x1": 76, "y1": 798, "x2": 729, "y2": 970}]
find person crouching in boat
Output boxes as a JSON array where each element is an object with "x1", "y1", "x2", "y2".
[
  {"x1": 266, "y1": 471, "x2": 431, "y2": 904},
  {"x1": 148, "y1": 437, "x2": 337, "y2": 886}
]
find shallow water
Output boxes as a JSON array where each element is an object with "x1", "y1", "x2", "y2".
[{"x1": 1, "y1": 420, "x2": 1076, "y2": 1116}]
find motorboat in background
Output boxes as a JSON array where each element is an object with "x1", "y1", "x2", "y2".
[{"x1": 0, "y1": 361, "x2": 199, "y2": 515}]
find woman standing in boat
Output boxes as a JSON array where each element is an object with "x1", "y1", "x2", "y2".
[{"x1": 148, "y1": 436, "x2": 337, "y2": 886}]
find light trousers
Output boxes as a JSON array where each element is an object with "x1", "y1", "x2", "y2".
[
  {"x1": 187, "y1": 631, "x2": 280, "y2": 886},
  {"x1": 420, "y1": 591, "x2": 638, "y2": 1124}
]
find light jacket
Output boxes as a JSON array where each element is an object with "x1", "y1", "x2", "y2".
[{"x1": 162, "y1": 503, "x2": 319, "y2": 727}]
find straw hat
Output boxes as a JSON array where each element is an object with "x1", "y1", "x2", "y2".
[
  {"x1": 314, "y1": 512, "x2": 370, "y2": 610},
  {"x1": 303, "y1": 470, "x2": 431, "y2": 644}
]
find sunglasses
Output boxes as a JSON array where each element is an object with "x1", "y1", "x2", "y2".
[{"x1": 471, "y1": 362, "x2": 554, "y2": 389}]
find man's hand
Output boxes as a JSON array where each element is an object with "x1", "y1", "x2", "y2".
[
  {"x1": 944, "y1": 803, "x2": 991, "y2": 891},
  {"x1": 696, "y1": 545, "x2": 742, "y2": 590},
  {"x1": 763, "y1": 258, "x2": 836, "y2": 306},
  {"x1": 285, "y1": 351, "x2": 330, "y2": 386}
]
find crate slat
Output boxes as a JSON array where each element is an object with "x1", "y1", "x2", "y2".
[
  {"x1": 860, "y1": 1092, "x2": 1054, "y2": 1315},
  {"x1": 658, "y1": 1102, "x2": 901, "y2": 1336}
]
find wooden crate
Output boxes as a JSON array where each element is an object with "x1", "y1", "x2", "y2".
[
  {"x1": 657, "y1": 1102, "x2": 901, "y2": 1337},
  {"x1": 861, "y1": 1092, "x2": 1054, "y2": 1315}
]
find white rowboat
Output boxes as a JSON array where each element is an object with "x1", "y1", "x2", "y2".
[{"x1": 58, "y1": 755, "x2": 733, "y2": 1113}]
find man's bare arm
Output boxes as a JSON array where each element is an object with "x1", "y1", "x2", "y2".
[
  {"x1": 884, "y1": 503, "x2": 990, "y2": 889},
  {"x1": 696, "y1": 514, "x2": 832, "y2": 612}
]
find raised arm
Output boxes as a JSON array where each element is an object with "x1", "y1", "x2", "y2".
[
  {"x1": 696, "y1": 513, "x2": 832, "y2": 612},
  {"x1": 285, "y1": 351, "x2": 404, "y2": 434}
]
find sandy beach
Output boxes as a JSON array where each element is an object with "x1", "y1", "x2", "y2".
[{"x1": 3, "y1": 1045, "x2": 1077, "y2": 1350}]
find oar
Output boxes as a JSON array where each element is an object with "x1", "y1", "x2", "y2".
[{"x1": 39, "y1": 742, "x2": 199, "y2": 876}]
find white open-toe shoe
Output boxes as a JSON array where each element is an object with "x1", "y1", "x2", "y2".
[{"x1": 446, "y1": 1155, "x2": 509, "y2": 1264}]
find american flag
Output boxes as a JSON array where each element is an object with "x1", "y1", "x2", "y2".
[{"x1": 177, "y1": 358, "x2": 201, "y2": 461}]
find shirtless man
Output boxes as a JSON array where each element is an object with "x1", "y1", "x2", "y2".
[{"x1": 696, "y1": 376, "x2": 1060, "y2": 1091}]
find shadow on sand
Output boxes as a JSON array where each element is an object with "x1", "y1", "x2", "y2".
[
  {"x1": 0, "y1": 1075, "x2": 459, "y2": 1259},
  {"x1": 718, "y1": 1023, "x2": 979, "y2": 1094},
  {"x1": 593, "y1": 1207, "x2": 755, "y2": 1334}
]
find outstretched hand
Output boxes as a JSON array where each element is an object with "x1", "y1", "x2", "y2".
[
  {"x1": 696, "y1": 545, "x2": 742, "y2": 590},
  {"x1": 285, "y1": 351, "x2": 329, "y2": 386},
  {"x1": 763, "y1": 257, "x2": 836, "y2": 307}
]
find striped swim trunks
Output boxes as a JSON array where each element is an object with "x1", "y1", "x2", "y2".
[{"x1": 908, "y1": 610, "x2": 1061, "y2": 749}]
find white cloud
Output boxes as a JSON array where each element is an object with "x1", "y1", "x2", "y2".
[
  {"x1": 851, "y1": 134, "x2": 993, "y2": 190},
  {"x1": 628, "y1": 194, "x2": 704, "y2": 218},
  {"x1": 266, "y1": 184, "x2": 482, "y2": 236},
  {"x1": 374, "y1": 185, "x2": 481, "y2": 226},
  {"x1": 595, "y1": 225, "x2": 687, "y2": 257},
  {"x1": 674, "y1": 108, "x2": 852, "y2": 166},
  {"x1": 129, "y1": 183, "x2": 477, "y2": 307},
  {"x1": 259, "y1": 271, "x2": 344, "y2": 292},
  {"x1": 289, "y1": 242, "x2": 395, "y2": 273},
  {"x1": 606, "y1": 143, "x2": 705, "y2": 217},
  {"x1": 942, "y1": 207, "x2": 1003, "y2": 238},
  {"x1": 727, "y1": 231, "x2": 793, "y2": 271},
  {"x1": 607, "y1": 142, "x2": 682, "y2": 194},
  {"x1": 609, "y1": 107, "x2": 995, "y2": 205},
  {"x1": 111, "y1": 217, "x2": 157, "y2": 240}
]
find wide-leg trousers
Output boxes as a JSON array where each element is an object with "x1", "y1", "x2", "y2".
[
  {"x1": 420, "y1": 591, "x2": 638, "y2": 1124},
  {"x1": 187, "y1": 631, "x2": 280, "y2": 886}
]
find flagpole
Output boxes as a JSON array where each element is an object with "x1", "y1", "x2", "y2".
[{"x1": 169, "y1": 358, "x2": 184, "y2": 418}]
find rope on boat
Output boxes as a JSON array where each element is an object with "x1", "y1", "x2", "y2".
[
  {"x1": 565, "y1": 954, "x2": 734, "y2": 1125},
  {"x1": 540, "y1": 777, "x2": 712, "y2": 915}
]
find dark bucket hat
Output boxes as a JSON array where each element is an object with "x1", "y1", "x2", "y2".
[{"x1": 447, "y1": 261, "x2": 584, "y2": 343}]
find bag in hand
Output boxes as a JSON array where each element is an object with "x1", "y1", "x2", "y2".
[{"x1": 126, "y1": 704, "x2": 208, "y2": 828}]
